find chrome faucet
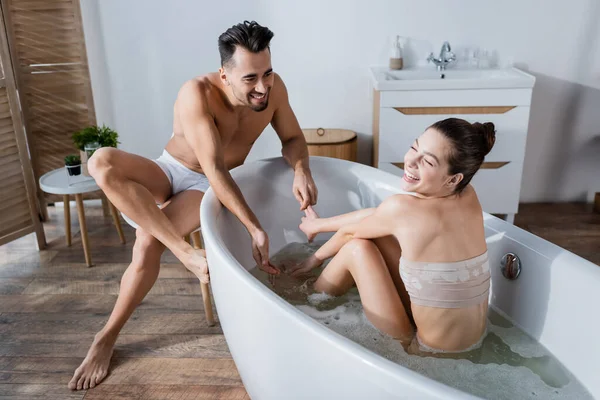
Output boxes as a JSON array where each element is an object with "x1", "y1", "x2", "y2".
[{"x1": 427, "y1": 41, "x2": 456, "y2": 71}]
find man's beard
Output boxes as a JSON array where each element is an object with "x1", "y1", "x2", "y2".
[
  {"x1": 248, "y1": 98, "x2": 269, "y2": 112},
  {"x1": 233, "y1": 87, "x2": 269, "y2": 112}
]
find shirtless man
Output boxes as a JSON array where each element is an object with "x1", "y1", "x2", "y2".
[{"x1": 68, "y1": 20, "x2": 318, "y2": 391}]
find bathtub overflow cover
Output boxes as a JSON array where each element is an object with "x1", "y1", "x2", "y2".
[{"x1": 501, "y1": 253, "x2": 521, "y2": 280}]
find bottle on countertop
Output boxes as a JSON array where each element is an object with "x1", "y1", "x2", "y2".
[{"x1": 389, "y1": 35, "x2": 404, "y2": 70}]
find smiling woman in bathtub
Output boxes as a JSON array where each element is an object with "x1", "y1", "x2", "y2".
[{"x1": 288, "y1": 118, "x2": 496, "y2": 352}]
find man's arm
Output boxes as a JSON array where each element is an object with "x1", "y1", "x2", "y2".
[
  {"x1": 270, "y1": 74, "x2": 318, "y2": 209},
  {"x1": 271, "y1": 74, "x2": 309, "y2": 171},
  {"x1": 178, "y1": 81, "x2": 278, "y2": 273}
]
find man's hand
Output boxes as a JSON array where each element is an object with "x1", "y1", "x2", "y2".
[
  {"x1": 251, "y1": 229, "x2": 280, "y2": 275},
  {"x1": 293, "y1": 168, "x2": 318, "y2": 210}
]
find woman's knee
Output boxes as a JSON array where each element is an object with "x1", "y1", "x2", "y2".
[
  {"x1": 342, "y1": 238, "x2": 387, "y2": 274},
  {"x1": 343, "y1": 238, "x2": 378, "y2": 256}
]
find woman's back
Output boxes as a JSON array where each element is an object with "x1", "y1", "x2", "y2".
[
  {"x1": 396, "y1": 186, "x2": 490, "y2": 352},
  {"x1": 397, "y1": 185, "x2": 487, "y2": 264}
]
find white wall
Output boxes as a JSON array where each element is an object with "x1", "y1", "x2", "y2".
[
  {"x1": 79, "y1": 0, "x2": 115, "y2": 132},
  {"x1": 80, "y1": 0, "x2": 600, "y2": 202}
]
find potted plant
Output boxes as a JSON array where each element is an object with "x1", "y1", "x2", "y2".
[
  {"x1": 64, "y1": 154, "x2": 81, "y2": 176},
  {"x1": 72, "y1": 125, "x2": 120, "y2": 176},
  {"x1": 96, "y1": 125, "x2": 119, "y2": 148}
]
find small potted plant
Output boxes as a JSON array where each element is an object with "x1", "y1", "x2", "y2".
[
  {"x1": 96, "y1": 125, "x2": 119, "y2": 148},
  {"x1": 72, "y1": 124, "x2": 120, "y2": 176},
  {"x1": 64, "y1": 154, "x2": 81, "y2": 176}
]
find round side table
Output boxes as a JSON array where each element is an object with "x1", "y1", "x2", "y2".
[{"x1": 39, "y1": 168, "x2": 125, "y2": 266}]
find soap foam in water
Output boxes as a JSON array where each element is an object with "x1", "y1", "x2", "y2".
[
  {"x1": 251, "y1": 242, "x2": 594, "y2": 400},
  {"x1": 307, "y1": 292, "x2": 335, "y2": 306}
]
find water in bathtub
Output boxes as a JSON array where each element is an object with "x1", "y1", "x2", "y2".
[{"x1": 249, "y1": 242, "x2": 594, "y2": 400}]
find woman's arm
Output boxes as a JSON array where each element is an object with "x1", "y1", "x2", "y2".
[
  {"x1": 300, "y1": 206, "x2": 376, "y2": 241},
  {"x1": 291, "y1": 196, "x2": 403, "y2": 276}
]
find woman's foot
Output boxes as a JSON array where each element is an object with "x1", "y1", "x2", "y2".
[
  {"x1": 68, "y1": 333, "x2": 116, "y2": 390},
  {"x1": 182, "y1": 248, "x2": 209, "y2": 283},
  {"x1": 299, "y1": 205, "x2": 320, "y2": 242}
]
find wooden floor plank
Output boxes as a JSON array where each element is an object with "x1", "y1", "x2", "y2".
[
  {"x1": 101, "y1": 358, "x2": 242, "y2": 386},
  {"x1": 0, "y1": 294, "x2": 205, "y2": 313},
  {"x1": 22, "y1": 279, "x2": 120, "y2": 295},
  {"x1": 0, "y1": 252, "x2": 57, "y2": 273},
  {"x1": 48, "y1": 246, "x2": 142, "y2": 265},
  {"x1": 0, "y1": 278, "x2": 33, "y2": 295},
  {"x1": 21, "y1": 277, "x2": 203, "y2": 296},
  {"x1": 0, "y1": 384, "x2": 84, "y2": 400},
  {"x1": 0, "y1": 312, "x2": 221, "y2": 335},
  {"x1": 0, "y1": 356, "x2": 83, "y2": 384},
  {"x1": 0, "y1": 263, "x2": 190, "y2": 280},
  {"x1": 0, "y1": 357, "x2": 241, "y2": 386},
  {"x1": 81, "y1": 384, "x2": 250, "y2": 400},
  {"x1": 0, "y1": 334, "x2": 231, "y2": 358}
]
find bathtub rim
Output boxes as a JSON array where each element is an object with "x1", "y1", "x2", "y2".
[{"x1": 200, "y1": 156, "x2": 482, "y2": 399}]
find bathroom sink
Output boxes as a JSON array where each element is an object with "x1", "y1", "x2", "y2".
[{"x1": 370, "y1": 66, "x2": 535, "y2": 91}]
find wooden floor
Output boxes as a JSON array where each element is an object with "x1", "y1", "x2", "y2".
[
  {"x1": 0, "y1": 202, "x2": 248, "y2": 400},
  {"x1": 513, "y1": 203, "x2": 600, "y2": 266},
  {"x1": 0, "y1": 201, "x2": 598, "y2": 399}
]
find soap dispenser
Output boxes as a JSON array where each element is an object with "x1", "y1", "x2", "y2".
[{"x1": 389, "y1": 35, "x2": 404, "y2": 70}]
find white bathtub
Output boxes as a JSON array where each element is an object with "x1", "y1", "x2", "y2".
[{"x1": 200, "y1": 156, "x2": 599, "y2": 400}]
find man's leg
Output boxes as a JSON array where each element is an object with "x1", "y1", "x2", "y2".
[
  {"x1": 88, "y1": 148, "x2": 206, "y2": 279},
  {"x1": 68, "y1": 190, "x2": 204, "y2": 391}
]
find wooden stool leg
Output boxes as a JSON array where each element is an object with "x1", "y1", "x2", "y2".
[
  {"x1": 108, "y1": 201, "x2": 126, "y2": 244},
  {"x1": 63, "y1": 195, "x2": 71, "y2": 246},
  {"x1": 191, "y1": 231, "x2": 202, "y2": 249},
  {"x1": 201, "y1": 282, "x2": 215, "y2": 326},
  {"x1": 185, "y1": 231, "x2": 214, "y2": 325},
  {"x1": 192, "y1": 230, "x2": 214, "y2": 325},
  {"x1": 75, "y1": 194, "x2": 92, "y2": 267}
]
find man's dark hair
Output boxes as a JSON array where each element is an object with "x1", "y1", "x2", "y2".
[{"x1": 218, "y1": 21, "x2": 274, "y2": 67}]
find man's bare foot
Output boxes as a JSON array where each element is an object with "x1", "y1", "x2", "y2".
[
  {"x1": 299, "y1": 205, "x2": 320, "y2": 242},
  {"x1": 68, "y1": 333, "x2": 115, "y2": 390},
  {"x1": 183, "y1": 249, "x2": 209, "y2": 283}
]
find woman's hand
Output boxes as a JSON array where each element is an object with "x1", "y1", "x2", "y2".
[
  {"x1": 299, "y1": 205, "x2": 320, "y2": 242},
  {"x1": 287, "y1": 254, "x2": 323, "y2": 277}
]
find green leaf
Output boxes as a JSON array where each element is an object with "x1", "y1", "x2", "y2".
[
  {"x1": 64, "y1": 154, "x2": 81, "y2": 166},
  {"x1": 72, "y1": 124, "x2": 120, "y2": 150}
]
